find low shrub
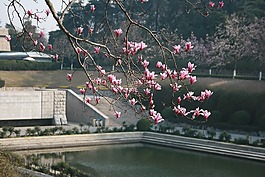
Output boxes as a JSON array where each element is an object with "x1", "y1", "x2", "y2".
[
  {"x1": 0, "y1": 79, "x2": 5, "y2": 87},
  {"x1": 0, "y1": 149, "x2": 24, "y2": 177},
  {"x1": 0, "y1": 60, "x2": 60, "y2": 70},
  {"x1": 136, "y1": 119, "x2": 151, "y2": 131},
  {"x1": 258, "y1": 114, "x2": 265, "y2": 130},
  {"x1": 229, "y1": 110, "x2": 251, "y2": 126},
  {"x1": 219, "y1": 131, "x2": 231, "y2": 142},
  {"x1": 234, "y1": 138, "x2": 249, "y2": 145}
]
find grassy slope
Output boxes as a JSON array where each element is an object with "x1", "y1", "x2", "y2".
[{"x1": 1, "y1": 70, "x2": 265, "y2": 93}]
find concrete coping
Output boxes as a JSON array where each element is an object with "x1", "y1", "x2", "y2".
[{"x1": 67, "y1": 89, "x2": 109, "y2": 120}]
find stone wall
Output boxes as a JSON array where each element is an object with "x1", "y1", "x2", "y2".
[
  {"x1": 0, "y1": 89, "x2": 67, "y2": 125},
  {"x1": 53, "y1": 90, "x2": 67, "y2": 124},
  {"x1": 0, "y1": 28, "x2": 11, "y2": 51}
]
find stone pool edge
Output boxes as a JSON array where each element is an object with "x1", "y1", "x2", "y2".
[{"x1": 1, "y1": 131, "x2": 265, "y2": 162}]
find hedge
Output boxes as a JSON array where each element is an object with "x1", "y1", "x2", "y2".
[
  {"x1": 0, "y1": 79, "x2": 4, "y2": 87},
  {"x1": 0, "y1": 60, "x2": 60, "y2": 70}
]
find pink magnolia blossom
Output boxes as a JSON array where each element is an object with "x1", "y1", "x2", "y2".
[
  {"x1": 39, "y1": 43, "x2": 45, "y2": 52},
  {"x1": 142, "y1": 60, "x2": 149, "y2": 68},
  {"x1": 209, "y1": 1, "x2": 215, "y2": 8},
  {"x1": 117, "y1": 86, "x2": 123, "y2": 93},
  {"x1": 183, "y1": 91, "x2": 195, "y2": 101},
  {"x1": 138, "y1": 55, "x2": 143, "y2": 62},
  {"x1": 145, "y1": 69, "x2": 157, "y2": 80},
  {"x1": 191, "y1": 107, "x2": 201, "y2": 119},
  {"x1": 114, "y1": 79, "x2": 122, "y2": 86},
  {"x1": 27, "y1": 10, "x2": 33, "y2": 16},
  {"x1": 101, "y1": 80, "x2": 107, "y2": 85},
  {"x1": 156, "y1": 61, "x2": 163, "y2": 68},
  {"x1": 85, "y1": 97, "x2": 91, "y2": 104},
  {"x1": 33, "y1": 40, "x2": 38, "y2": 46},
  {"x1": 179, "y1": 69, "x2": 189, "y2": 80},
  {"x1": 152, "y1": 113, "x2": 164, "y2": 124},
  {"x1": 218, "y1": 1, "x2": 224, "y2": 8},
  {"x1": 82, "y1": 50, "x2": 87, "y2": 56},
  {"x1": 160, "y1": 72, "x2": 167, "y2": 80},
  {"x1": 129, "y1": 98, "x2": 137, "y2": 106},
  {"x1": 29, "y1": 32, "x2": 33, "y2": 37},
  {"x1": 86, "y1": 82, "x2": 93, "y2": 90},
  {"x1": 94, "y1": 78, "x2": 101, "y2": 85},
  {"x1": 94, "y1": 47, "x2": 100, "y2": 54},
  {"x1": 108, "y1": 74, "x2": 116, "y2": 83},
  {"x1": 173, "y1": 105, "x2": 187, "y2": 116},
  {"x1": 67, "y1": 74, "x2": 72, "y2": 81},
  {"x1": 45, "y1": 9, "x2": 51, "y2": 16},
  {"x1": 124, "y1": 88, "x2": 131, "y2": 98},
  {"x1": 141, "y1": 0, "x2": 149, "y2": 3},
  {"x1": 205, "y1": 89, "x2": 213, "y2": 99},
  {"x1": 76, "y1": 47, "x2": 82, "y2": 54},
  {"x1": 54, "y1": 54, "x2": 58, "y2": 61},
  {"x1": 188, "y1": 62, "x2": 196, "y2": 73},
  {"x1": 198, "y1": 91, "x2": 206, "y2": 102},
  {"x1": 114, "y1": 28, "x2": 123, "y2": 37},
  {"x1": 136, "y1": 80, "x2": 143, "y2": 87},
  {"x1": 35, "y1": 14, "x2": 40, "y2": 21},
  {"x1": 114, "y1": 111, "x2": 121, "y2": 118},
  {"x1": 173, "y1": 45, "x2": 181, "y2": 54},
  {"x1": 144, "y1": 88, "x2": 151, "y2": 96},
  {"x1": 189, "y1": 76, "x2": 197, "y2": 85},
  {"x1": 39, "y1": 30, "x2": 44, "y2": 38},
  {"x1": 77, "y1": 27, "x2": 83, "y2": 35},
  {"x1": 48, "y1": 44, "x2": 53, "y2": 50},
  {"x1": 154, "y1": 83, "x2": 162, "y2": 90},
  {"x1": 95, "y1": 97, "x2": 100, "y2": 104},
  {"x1": 89, "y1": 28, "x2": 93, "y2": 34},
  {"x1": 177, "y1": 96, "x2": 182, "y2": 104},
  {"x1": 79, "y1": 88, "x2": 86, "y2": 95},
  {"x1": 90, "y1": 5, "x2": 95, "y2": 13},
  {"x1": 161, "y1": 64, "x2": 166, "y2": 71},
  {"x1": 170, "y1": 71, "x2": 177, "y2": 79},
  {"x1": 111, "y1": 86, "x2": 119, "y2": 94},
  {"x1": 5, "y1": 35, "x2": 11, "y2": 41},
  {"x1": 170, "y1": 83, "x2": 182, "y2": 92},
  {"x1": 201, "y1": 109, "x2": 211, "y2": 119},
  {"x1": 185, "y1": 42, "x2": 194, "y2": 52},
  {"x1": 139, "y1": 41, "x2": 147, "y2": 50}
]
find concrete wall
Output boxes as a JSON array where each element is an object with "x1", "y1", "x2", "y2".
[
  {"x1": 0, "y1": 28, "x2": 11, "y2": 51},
  {"x1": 66, "y1": 90, "x2": 109, "y2": 126},
  {"x1": 0, "y1": 89, "x2": 67, "y2": 125},
  {"x1": 1, "y1": 132, "x2": 264, "y2": 162}
]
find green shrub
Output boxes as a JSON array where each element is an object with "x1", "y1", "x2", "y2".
[
  {"x1": 229, "y1": 110, "x2": 251, "y2": 125},
  {"x1": 207, "y1": 130, "x2": 216, "y2": 140},
  {"x1": 136, "y1": 119, "x2": 151, "y2": 131},
  {"x1": 258, "y1": 114, "x2": 265, "y2": 130},
  {"x1": 219, "y1": 131, "x2": 231, "y2": 142},
  {"x1": 182, "y1": 127, "x2": 197, "y2": 137},
  {"x1": 0, "y1": 79, "x2": 5, "y2": 87},
  {"x1": 0, "y1": 60, "x2": 60, "y2": 70},
  {"x1": 234, "y1": 138, "x2": 249, "y2": 145},
  {"x1": 0, "y1": 149, "x2": 24, "y2": 177}
]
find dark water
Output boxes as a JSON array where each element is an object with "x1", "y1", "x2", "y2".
[{"x1": 61, "y1": 144, "x2": 265, "y2": 177}]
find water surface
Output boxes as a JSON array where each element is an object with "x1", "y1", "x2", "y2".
[{"x1": 61, "y1": 144, "x2": 265, "y2": 177}]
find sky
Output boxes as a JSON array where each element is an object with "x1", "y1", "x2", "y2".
[{"x1": 0, "y1": 0, "x2": 63, "y2": 35}]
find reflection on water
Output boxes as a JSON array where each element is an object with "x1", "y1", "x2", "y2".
[{"x1": 56, "y1": 144, "x2": 265, "y2": 177}]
